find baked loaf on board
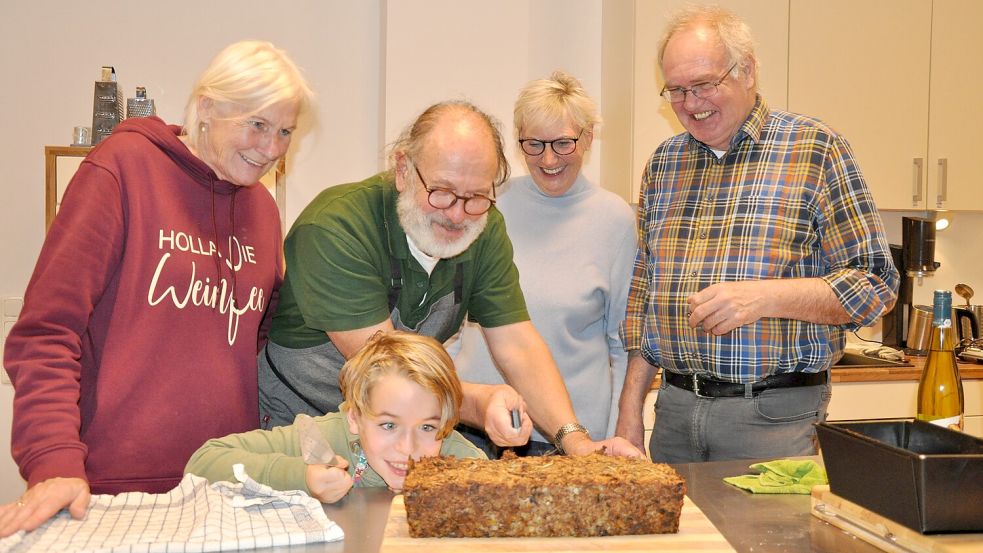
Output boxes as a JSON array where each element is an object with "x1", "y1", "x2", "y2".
[{"x1": 402, "y1": 451, "x2": 686, "y2": 537}]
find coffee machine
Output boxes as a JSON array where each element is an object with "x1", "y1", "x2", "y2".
[{"x1": 882, "y1": 217, "x2": 940, "y2": 350}]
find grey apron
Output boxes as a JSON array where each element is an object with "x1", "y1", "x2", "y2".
[{"x1": 258, "y1": 261, "x2": 464, "y2": 428}]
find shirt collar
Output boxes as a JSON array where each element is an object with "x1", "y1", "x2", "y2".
[
  {"x1": 687, "y1": 93, "x2": 768, "y2": 153},
  {"x1": 737, "y1": 94, "x2": 769, "y2": 145}
]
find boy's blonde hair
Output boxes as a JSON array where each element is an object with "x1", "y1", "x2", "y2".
[{"x1": 339, "y1": 331, "x2": 462, "y2": 439}]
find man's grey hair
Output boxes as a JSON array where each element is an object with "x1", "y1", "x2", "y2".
[
  {"x1": 657, "y1": 5, "x2": 759, "y2": 85},
  {"x1": 387, "y1": 100, "x2": 510, "y2": 188}
]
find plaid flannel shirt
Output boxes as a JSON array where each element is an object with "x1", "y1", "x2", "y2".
[{"x1": 621, "y1": 96, "x2": 898, "y2": 383}]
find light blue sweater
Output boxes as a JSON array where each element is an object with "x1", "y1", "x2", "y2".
[{"x1": 450, "y1": 174, "x2": 636, "y2": 442}]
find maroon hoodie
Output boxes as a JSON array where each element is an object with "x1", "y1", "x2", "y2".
[{"x1": 4, "y1": 117, "x2": 283, "y2": 494}]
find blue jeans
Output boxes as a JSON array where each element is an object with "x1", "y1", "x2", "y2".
[{"x1": 649, "y1": 373, "x2": 832, "y2": 463}]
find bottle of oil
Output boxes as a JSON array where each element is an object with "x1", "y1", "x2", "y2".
[{"x1": 916, "y1": 289, "x2": 964, "y2": 430}]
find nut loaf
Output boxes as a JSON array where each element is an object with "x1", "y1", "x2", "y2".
[{"x1": 403, "y1": 451, "x2": 686, "y2": 537}]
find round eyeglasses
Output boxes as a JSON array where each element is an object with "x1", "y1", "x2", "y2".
[
  {"x1": 518, "y1": 130, "x2": 584, "y2": 156},
  {"x1": 412, "y1": 163, "x2": 496, "y2": 215},
  {"x1": 660, "y1": 63, "x2": 738, "y2": 103}
]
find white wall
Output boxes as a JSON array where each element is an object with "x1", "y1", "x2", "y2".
[
  {"x1": 383, "y1": 0, "x2": 603, "y2": 184},
  {"x1": 3, "y1": 0, "x2": 983, "y2": 505},
  {"x1": 0, "y1": 0, "x2": 383, "y2": 503}
]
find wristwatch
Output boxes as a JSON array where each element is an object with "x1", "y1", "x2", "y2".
[{"x1": 552, "y1": 422, "x2": 590, "y2": 455}]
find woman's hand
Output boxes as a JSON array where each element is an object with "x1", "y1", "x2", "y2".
[
  {"x1": 305, "y1": 457, "x2": 353, "y2": 504},
  {"x1": 0, "y1": 477, "x2": 90, "y2": 538}
]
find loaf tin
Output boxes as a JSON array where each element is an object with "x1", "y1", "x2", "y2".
[{"x1": 816, "y1": 419, "x2": 983, "y2": 533}]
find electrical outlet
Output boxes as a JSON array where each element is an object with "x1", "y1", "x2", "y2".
[
  {"x1": 1, "y1": 320, "x2": 11, "y2": 385},
  {"x1": 1, "y1": 296, "x2": 23, "y2": 385},
  {"x1": 2, "y1": 297, "x2": 22, "y2": 318}
]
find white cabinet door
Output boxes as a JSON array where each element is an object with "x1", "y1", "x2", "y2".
[
  {"x1": 788, "y1": 0, "x2": 932, "y2": 210},
  {"x1": 926, "y1": 0, "x2": 983, "y2": 210}
]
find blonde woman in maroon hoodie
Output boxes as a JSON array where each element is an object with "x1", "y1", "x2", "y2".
[{"x1": 0, "y1": 41, "x2": 313, "y2": 537}]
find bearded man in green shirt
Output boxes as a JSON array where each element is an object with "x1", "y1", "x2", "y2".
[{"x1": 259, "y1": 100, "x2": 641, "y2": 458}]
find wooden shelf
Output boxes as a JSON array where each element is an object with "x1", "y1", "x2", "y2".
[{"x1": 44, "y1": 145, "x2": 93, "y2": 232}]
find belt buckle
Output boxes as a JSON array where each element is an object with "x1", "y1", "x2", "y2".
[{"x1": 691, "y1": 374, "x2": 711, "y2": 398}]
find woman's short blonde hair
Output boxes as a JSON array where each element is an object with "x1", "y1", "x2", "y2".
[
  {"x1": 183, "y1": 40, "x2": 314, "y2": 150},
  {"x1": 513, "y1": 71, "x2": 600, "y2": 140},
  {"x1": 339, "y1": 331, "x2": 463, "y2": 440}
]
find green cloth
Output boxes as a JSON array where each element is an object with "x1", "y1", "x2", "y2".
[{"x1": 723, "y1": 459, "x2": 828, "y2": 494}]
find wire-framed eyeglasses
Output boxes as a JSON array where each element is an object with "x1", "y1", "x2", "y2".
[
  {"x1": 412, "y1": 163, "x2": 496, "y2": 215},
  {"x1": 660, "y1": 63, "x2": 738, "y2": 103},
  {"x1": 518, "y1": 130, "x2": 584, "y2": 156}
]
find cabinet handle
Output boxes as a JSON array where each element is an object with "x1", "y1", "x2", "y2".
[
  {"x1": 936, "y1": 158, "x2": 948, "y2": 207},
  {"x1": 912, "y1": 158, "x2": 923, "y2": 205}
]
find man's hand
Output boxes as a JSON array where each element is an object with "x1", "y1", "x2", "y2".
[
  {"x1": 305, "y1": 457, "x2": 353, "y2": 503},
  {"x1": 481, "y1": 384, "x2": 532, "y2": 447},
  {"x1": 0, "y1": 477, "x2": 90, "y2": 538},
  {"x1": 688, "y1": 280, "x2": 770, "y2": 335},
  {"x1": 561, "y1": 432, "x2": 644, "y2": 458}
]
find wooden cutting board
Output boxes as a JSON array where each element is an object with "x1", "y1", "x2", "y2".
[
  {"x1": 811, "y1": 486, "x2": 983, "y2": 553},
  {"x1": 379, "y1": 494, "x2": 734, "y2": 552}
]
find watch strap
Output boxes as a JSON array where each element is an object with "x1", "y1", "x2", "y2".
[{"x1": 552, "y1": 422, "x2": 590, "y2": 455}]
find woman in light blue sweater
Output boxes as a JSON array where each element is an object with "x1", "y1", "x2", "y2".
[{"x1": 451, "y1": 71, "x2": 637, "y2": 456}]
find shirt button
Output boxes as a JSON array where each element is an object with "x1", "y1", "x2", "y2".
[
  {"x1": 416, "y1": 282, "x2": 424, "y2": 288},
  {"x1": 700, "y1": 232, "x2": 707, "y2": 239},
  {"x1": 690, "y1": 271, "x2": 697, "y2": 277}
]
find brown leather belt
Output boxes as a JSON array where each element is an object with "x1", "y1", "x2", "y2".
[{"x1": 664, "y1": 370, "x2": 827, "y2": 398}]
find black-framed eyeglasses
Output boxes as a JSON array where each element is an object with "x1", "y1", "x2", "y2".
[
  {"x1": 660, "y1": 63, "x2": 738, "y2": 103},
  {"x1": 518, "y1": 130, "x2": 584, "y2": 156},
  {"x1": 412, "y1": 163, "x2": 496, "y2": 215}
]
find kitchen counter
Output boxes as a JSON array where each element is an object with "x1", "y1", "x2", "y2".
[
  {"x1": 244, "y1": 456, "x2": 879, "y2": 553},
  {"x1": 648, "y1": 357, "x2": 983, "y2": 389}
]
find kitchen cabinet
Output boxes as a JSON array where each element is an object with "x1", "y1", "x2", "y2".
[
  {"x1": 827, "y1": 377, "x2": 982, "y2": 437},
  {"x1": 788, "y1": 0, "x2": 983, "y2": 211}
]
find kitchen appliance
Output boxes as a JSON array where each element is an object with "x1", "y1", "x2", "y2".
[
  {"x1": 907, "y1": 304, "x2": 934, "y2": 352},
  {"x1": 882, "y1": 217, "x2": 940, "y2": 352},
  {"x1": 954, "y1": 305, "x2": 982, "y2": 342}
]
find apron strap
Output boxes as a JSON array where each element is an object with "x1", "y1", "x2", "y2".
[
  {"x1": 387, "y1": 256, "x2": 403, "y2": 312},
  {"x1": 265, "y1": 345, "x2": 323, "y2": 413},
  {"x1": 454, "y1": 262, "x2": 464, "y2": 305}
]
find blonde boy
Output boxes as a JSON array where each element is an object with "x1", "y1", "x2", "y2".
[{"x1": 186, "y1": 331, "x2": 485, "y2": 502}]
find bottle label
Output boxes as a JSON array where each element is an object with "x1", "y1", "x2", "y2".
[{"x1": 926, "y1": 415, "x2": 962, "y2": 430}]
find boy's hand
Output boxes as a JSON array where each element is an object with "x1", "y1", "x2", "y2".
[{"x1": 305, "y1": 457, "x2": 352, "y2": 503}]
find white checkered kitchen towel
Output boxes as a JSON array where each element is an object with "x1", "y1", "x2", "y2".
[{"x1": 0, "y1": 464, "x2": 344, "y2": 552}]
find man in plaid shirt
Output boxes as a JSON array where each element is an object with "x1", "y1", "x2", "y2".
[{"x1": 616, "y1": 5, "x2": 898, "y2": 462}]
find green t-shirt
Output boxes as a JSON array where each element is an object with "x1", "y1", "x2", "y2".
[{"x1": 270, "y1": 173, "x2": 529, "y2": 348}]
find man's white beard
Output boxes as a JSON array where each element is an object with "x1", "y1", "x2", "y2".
[{"x1": 396, "y1": 189, "x2": 488, "y2": 259}]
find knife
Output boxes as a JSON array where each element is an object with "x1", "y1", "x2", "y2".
[{"x1": 296, "y1": 413, "x2": 342, "y2": 467}]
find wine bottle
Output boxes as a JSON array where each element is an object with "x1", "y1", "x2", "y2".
[{"x1": 916, "y1": 289, "x2": 964, "y2": 430}]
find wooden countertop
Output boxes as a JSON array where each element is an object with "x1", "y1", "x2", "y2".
[
  {"x1": 649, "y1": 357, "x2": 983, "y2": 389},
  {"x1": 831, "y1": 356, "x2": 983, "y2": 383}
]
